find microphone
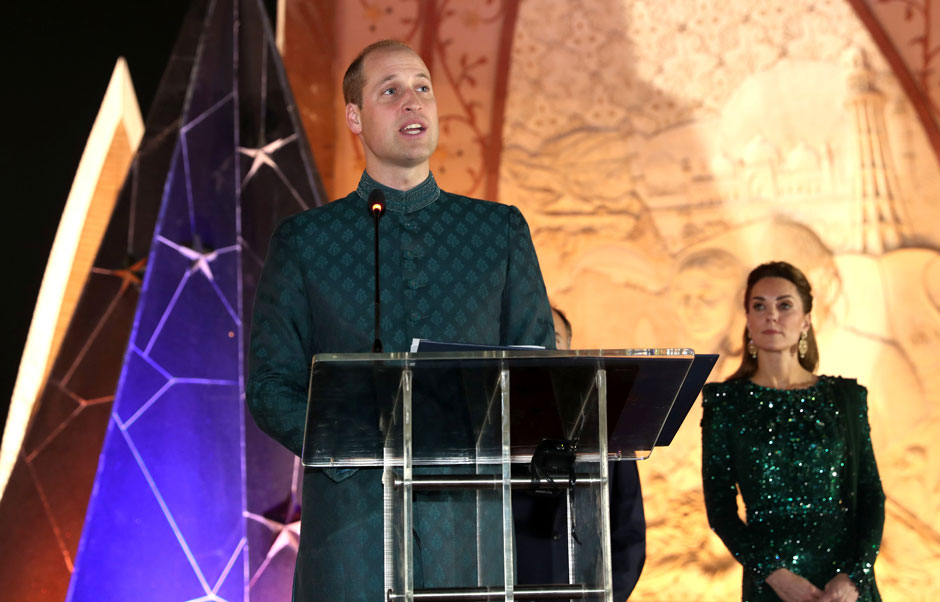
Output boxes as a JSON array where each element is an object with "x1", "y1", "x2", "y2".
[{"x1": 368, "y1": 189, "x2": 386, "y2": 352}]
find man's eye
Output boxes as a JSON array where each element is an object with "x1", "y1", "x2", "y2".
[
  {"x1": 382, "y1": 88, "x2": 396, "y2": 95},
  {"x1": 417, "y1": 85, "x2": 430, "y2": 92}
]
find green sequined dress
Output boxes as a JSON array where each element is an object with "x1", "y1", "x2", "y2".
[{"x1": 701, "y1": 376, "x2": 884, "y2": 602}]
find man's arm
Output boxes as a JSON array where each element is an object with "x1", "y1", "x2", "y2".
[
  {"x1": 246, "y1": 220, "x2": 313, "y2": 457},
  {"x1": 501, "y1": 206, "x2": 554, "y2": 348}
]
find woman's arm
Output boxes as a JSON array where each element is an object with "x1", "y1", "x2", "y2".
[
  {"x1": 701, "y1": 386, "x2": 784, "y2": 578},
  {"x1": 842, "y1": 385, "x2": 885, "y2": 593}
]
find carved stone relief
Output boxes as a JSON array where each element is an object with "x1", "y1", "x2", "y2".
[{"x1": 503, "y1": 0, "x2": 940, "y2": 598}]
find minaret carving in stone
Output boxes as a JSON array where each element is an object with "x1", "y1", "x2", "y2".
[{"x1": 842, "y1": 46, "x2": 907, "y2": 253}]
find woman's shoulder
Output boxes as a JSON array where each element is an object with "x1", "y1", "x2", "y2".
[
  {"x1": 702, "y1": 378, "x2": 747, "y2": 393},
  {"x1": 819, "y1": 374, "x2": 868, "y2": 405},
  {"x1": 819, "y1": 374, "x2": 866, "y2": 393},
  {"x1": 701, "y1": 379, "x2": 748, "y2": 406}
]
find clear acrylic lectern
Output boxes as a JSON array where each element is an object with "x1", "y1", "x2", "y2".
[{"x1": 302, "y1": 349, "x2": 705, "y2": 602}]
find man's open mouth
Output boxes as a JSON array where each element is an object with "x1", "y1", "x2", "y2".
[{"x1": 400, "y1": 123, "x2": 425, "y2": 135}]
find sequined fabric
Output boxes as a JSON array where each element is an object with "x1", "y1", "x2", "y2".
[{"x1": 701, "y1": 376, "x2": 884, "y2": 602}]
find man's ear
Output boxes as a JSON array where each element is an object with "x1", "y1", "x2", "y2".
[{"x1": 346, "y1": 103, "x2": 362, "y2": 135}]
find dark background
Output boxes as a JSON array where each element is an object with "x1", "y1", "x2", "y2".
[{"x1": 1, "y1": 1, "x2": 277, "y2": 445}]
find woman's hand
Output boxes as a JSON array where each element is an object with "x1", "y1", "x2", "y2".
[
  {"x1": 817, "y1": 574, "x2": 859, "y2": 602},
  {"x1": 765, "y1": 568, "x2": 824, "y2": 602}
]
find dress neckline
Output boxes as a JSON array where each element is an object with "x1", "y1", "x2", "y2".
[{"x1": 746, "y1": 375, "x2": 825, "y2": 393}]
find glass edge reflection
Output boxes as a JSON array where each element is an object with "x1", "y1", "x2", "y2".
[{"x1": 312, "y1": 348, "x2": 696, "y2": 366}]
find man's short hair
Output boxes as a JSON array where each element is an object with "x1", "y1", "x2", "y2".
[
  {"x1": 343, "y1": 39, "x2": 416, "y2": 107},
  {"x1": 552, "y1": 306, "x2": 572, "y2": 347}
]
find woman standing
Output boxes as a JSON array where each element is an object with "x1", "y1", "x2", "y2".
[{"x1": 701, "y1": 261, "x2": 884, "y2": 602}]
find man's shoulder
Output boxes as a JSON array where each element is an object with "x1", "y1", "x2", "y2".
[
  {"x1": 438, "y1": 189, "x2": 522, "y2": 219},
  {"x1": 276, "y1": 192, "x2": 361, "y2": 232},
  {"x1": 439, "y1": 189, "x2": 497, "y2": 206}
]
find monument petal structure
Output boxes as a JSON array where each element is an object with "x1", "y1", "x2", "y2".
[{"x1": 3, "y1": 0, "x2": 325, "y2": 600}]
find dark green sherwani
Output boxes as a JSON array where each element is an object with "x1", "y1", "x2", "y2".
[{"x1": 247, "y1": 172, "x2": 555, "y2": 601}]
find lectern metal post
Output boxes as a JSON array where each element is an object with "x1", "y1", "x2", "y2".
[
  {"x1": 499, "y1": 367, "x2": 514, "y2": 601},
  {"x1": 596, "y1": 368, "x2": 612, "y2": 602},
  {"x1": 402, "y1": 368, "x2": 414, "y2": 601}
]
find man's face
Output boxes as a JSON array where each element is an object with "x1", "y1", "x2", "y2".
[{"x1": 346, "y1": 48, "x2": 439, "y2": 176}]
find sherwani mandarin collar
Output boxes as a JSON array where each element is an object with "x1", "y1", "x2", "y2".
[{"x1": 355, "y1": 171, "x2": 441, "y2": 214}]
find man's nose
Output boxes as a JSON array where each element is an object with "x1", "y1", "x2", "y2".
[{"x1": 402, "y1": 90, "x2": 422, "y2": 111}]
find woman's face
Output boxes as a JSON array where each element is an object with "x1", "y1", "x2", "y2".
[{"x1": 746, "y1": 277, "x2": 810, "y2": 355}]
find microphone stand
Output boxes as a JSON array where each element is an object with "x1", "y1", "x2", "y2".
[{"x1": 369, "y1": 189, "x2": 385, "y2": 352}]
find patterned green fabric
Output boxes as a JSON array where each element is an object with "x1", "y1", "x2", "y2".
[
  {"x1": 247, "y1": 171, "x2": 554, "y2": 601},
  {"x1": 701, "y1": 376, "x2": 884, "y2": 602}
]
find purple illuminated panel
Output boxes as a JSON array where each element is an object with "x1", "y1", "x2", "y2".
[{"x1": 67, "y1": 0, "x2": 324, "y2": 600}]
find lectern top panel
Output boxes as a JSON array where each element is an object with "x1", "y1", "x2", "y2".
[{"x1": 302, "y1": 349, "x2": 700, "y2": 467}]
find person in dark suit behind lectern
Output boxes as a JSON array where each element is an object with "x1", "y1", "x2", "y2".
[
  {"x1": 513, "y1": 307, "x2": 647, "y2": 600},
  {"x1": 246, "y1": 39, "x2": 555, "y2": 602}
]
